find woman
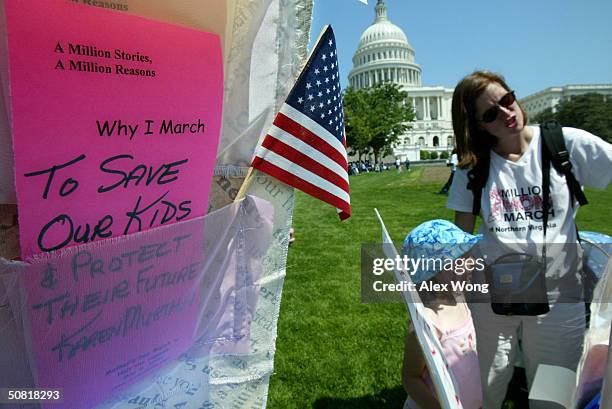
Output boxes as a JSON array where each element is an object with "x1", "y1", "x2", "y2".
[{"x1": 446, "y1": 70, "x2": 612, "y2": 408}]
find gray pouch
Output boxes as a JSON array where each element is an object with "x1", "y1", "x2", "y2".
[{"x1": 487, "y1": 252, "x2": 550, "y2": 316}]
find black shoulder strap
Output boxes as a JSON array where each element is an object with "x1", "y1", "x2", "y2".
[
  {"x1": 467, "y1": 152, "x2": 490, "y2": 216},
  {"x1": 540, "y1": 121, "x2": 588, "y2": 240},
  {"x1": 541, "y1": 130, "x2": 552, "y2": 237},
  {"x1": 540, "y1": 121, "x2": 588, "y2": 207}
]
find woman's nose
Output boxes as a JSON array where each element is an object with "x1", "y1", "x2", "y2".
[{"x1": 499, "y1": 105, "x2": 513, "y2": 118}]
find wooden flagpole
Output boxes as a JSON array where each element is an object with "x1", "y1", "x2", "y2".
[
  {"x1": 233, "y1": 25, "x2": 330, "y2": 203},
  {"x1": 234, "y1": 167, "x2": 255, "y2": 202}
]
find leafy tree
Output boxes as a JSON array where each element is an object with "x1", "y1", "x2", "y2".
[
  {"x1": 439, "y1": 151, "x2": 450, "y2": 160},
  {"x1": 343, "y1": 83, "x2": 415, "y2": 163},
  {"x1": 532, "y1": 107, "x2": 555, "y2": 124},
  {"x1": 420, "y1": 150, "x2": 429, "y2": 160},
  {"x1": 343, "y1": 87, "x2": 371, "y2": 160},
  {"x1": 532, "y1": 93, "x2": 612, "y2": 143}
]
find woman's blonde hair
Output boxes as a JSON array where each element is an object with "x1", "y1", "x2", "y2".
[{"x1": 451, "y1": 71, "x2": 528, "y2": 168}]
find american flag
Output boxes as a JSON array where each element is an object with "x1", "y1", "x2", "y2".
[{"x1": 251, "y1": 26, "x2": 351, "y2": 220}]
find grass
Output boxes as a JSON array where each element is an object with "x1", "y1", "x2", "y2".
[{"x1": 267, "y1": 166, "x2": 612, "y2": 409}]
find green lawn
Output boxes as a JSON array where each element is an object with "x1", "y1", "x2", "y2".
[{"x1": 267, "y1": 166, "x2": 612, "y2": 409}]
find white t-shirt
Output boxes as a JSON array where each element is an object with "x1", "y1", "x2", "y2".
[
  {"x1": 450, "y1": 153, "x2": 458, "y2": 172},
  {"x1": 448, "y1": 126, "x2": 612, "y2": 300}
]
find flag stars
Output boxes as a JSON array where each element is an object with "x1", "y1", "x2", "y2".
[
  {"x1": 328, "y1": 39, "x2": 333, "y2": 46},
  {"x1": 295, "y1": 37, "x2": 345, "y2": 131}
]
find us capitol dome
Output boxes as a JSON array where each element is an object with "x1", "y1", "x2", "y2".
[{"x1": 348, "y1": 0, "x2": 454, "y2": 161}]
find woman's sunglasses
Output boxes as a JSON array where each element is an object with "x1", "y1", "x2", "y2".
[{"x1": 479, "y1": 91, "x2": 516, "y2": 123}]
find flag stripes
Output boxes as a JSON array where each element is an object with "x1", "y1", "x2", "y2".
[
  {"x1": 278, "y1": 104, "x2": 347, "y2": 165},
  {"x1": 251, "y1": 153, "x2": 351, "y2": 216},
  {"x1": 253, "y1": 146, "x2": 350, "y2": 203},
  {"x1": 260, "y1": 136, "x2": 350, "y2": 192},
  {"x1": 266, "y1": 123, "x2": 348, "y2": 180},
  {"x1": 254, "y1": 103, "x2": 350, "y2": 216},
  {"x1": 272, "y1": 114, "x2": 347, "y2": 172}
]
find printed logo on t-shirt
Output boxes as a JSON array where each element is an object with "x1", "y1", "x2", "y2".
[{"x1": 488, "y1": 185, "x2": 554, "y2": 225}]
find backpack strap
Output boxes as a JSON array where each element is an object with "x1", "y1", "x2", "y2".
[
  {"x1": 541, "y1": 130, "x2": 552, "y2": 237},
  {"x1": 467, "y1": 151, "x2": 490, "y2": 216},
  {"x1": 540, "y1": 121, "x2": 588, "y2": 207},
  {"x1": 540, "y1": 121, "x2": 587, "y2": 241}
]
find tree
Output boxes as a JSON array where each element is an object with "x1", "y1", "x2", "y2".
[
  {"x1": 532, "y1": 107, "x2": 555, "y2": 124},
  {"x1": 343, "y1": 87, "x2": 371, "y2": 160},
  {"x1": 532, "y1": 93, "x2": 612, "y2": 143},
  {"x1": 343, "y1": 83, "x2": 415, "y2": 163}
]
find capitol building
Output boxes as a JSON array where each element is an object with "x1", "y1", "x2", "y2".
[{"x1": 348, "y1": 0, "x2": 454, "y2": 162}]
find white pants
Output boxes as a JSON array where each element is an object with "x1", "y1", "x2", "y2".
[{"x1": 470, "y1": 302, "x2": 585, "y2": 409}]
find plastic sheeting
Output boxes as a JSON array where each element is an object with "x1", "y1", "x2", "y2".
[
  {"x1": 0, "y1": 0, "x2": 313, "y2": 407},
  {"x1": 575, "y1": 233, "x2": 612, "y2": 408},
  {"x1": 0, "y1": 195, "x2": 274, "y2": 408},
  {"x1": 522, "y1": 232, "x2": 612, "y2": 408}
]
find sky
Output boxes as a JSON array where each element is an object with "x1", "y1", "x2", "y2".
[{"x1": 309, "y1": 0, "x2": 612, "y2": 99}]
